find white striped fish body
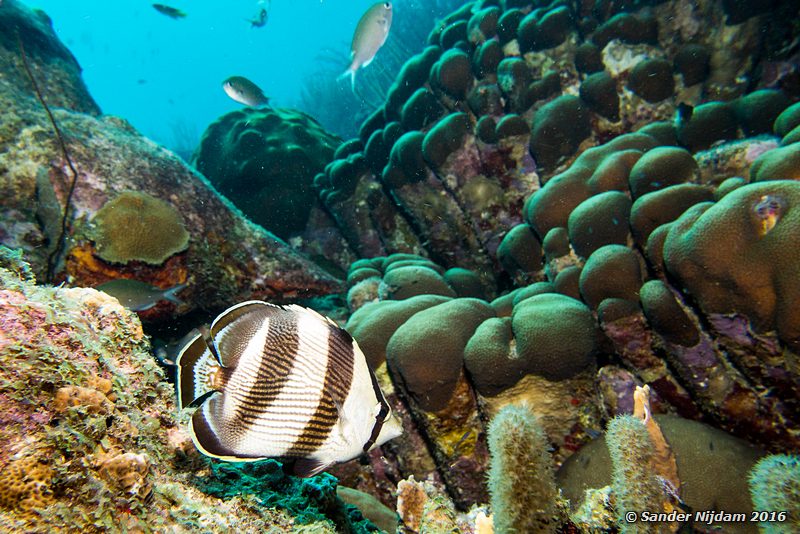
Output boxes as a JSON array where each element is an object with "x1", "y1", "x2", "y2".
[{"x1": 176, "y1": 301, "x2": 402, "y2": 477}]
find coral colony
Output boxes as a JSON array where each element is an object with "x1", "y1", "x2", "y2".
[{"x1": 1, "y1": 0, "x2": 799, "y2": 532}]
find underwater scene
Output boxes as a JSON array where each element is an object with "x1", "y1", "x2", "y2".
[{"x1": 1, "y1": 0, "x2": 799, "y2": 532}]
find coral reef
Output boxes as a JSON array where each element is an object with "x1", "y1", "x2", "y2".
[
  {"x1": 4, "y1": 0, "x2": 800, "y2": 532},
  {"x1": 0, "y1": 248, "x2": 376, "y2": 532},
  {"x1": 298, "y1": 0, "x2": 800, "y2": 526}
]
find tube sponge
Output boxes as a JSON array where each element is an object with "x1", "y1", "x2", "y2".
[
  {"x1": 606, "y1": 415, "x2": 667, "y2": 533},
  {"x1": 748, "y1": 454, "x2": 800, "y2": 534},
  {"x1": 487, "y1": 404, "x2": 558, "y2": 533}
]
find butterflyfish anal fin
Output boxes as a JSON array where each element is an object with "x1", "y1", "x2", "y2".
[{"x1": 292, "y1": 457, "x2": 332, "y2": 478}]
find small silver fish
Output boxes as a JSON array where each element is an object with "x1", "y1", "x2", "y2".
[
  {"x1": 248, "y1": 1, "x2": 269, "y2": 28},
  {"x1": 222, "y1": 76, "x2": 270, "y2": 107},
  {"x1": 152, "y1": 3, "x2": 186, "y2": 19},
  {"x1": 341, "y1": 2, "x2": 393, "y2": 91},
  {"x1": 176, "y1": 301, "x2": 402, "y2": 477},
  {"x1": 248, "y1": 8, "x2": 268, "y2": 27},
  {"x1": 96, "y1": 279, "x2": 186, "y2": 312}
]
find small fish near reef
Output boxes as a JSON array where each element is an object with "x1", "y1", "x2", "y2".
[
  {"x1": 340, "y1": 2, "x2": 393, "y2": 91},
  {"x1": 248, "y1": 0, "x2": 269, "y2": 28},
  {"x1": 222, "y1": 76, "x2": 270, "y2": 107},
  {"x1": 96, "y1": 279, "x2": 186, "y2": 312},
  {"x1": 152, "y1": 3, "x2": 187, "y2": 19},
  {"x1": 176, "y1": 301, "x2": 403, "y2": 477}
]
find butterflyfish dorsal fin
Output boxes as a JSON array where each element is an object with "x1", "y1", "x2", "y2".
[{"x1": 209, "y1": 300, "x2": 286, "y2": 369}]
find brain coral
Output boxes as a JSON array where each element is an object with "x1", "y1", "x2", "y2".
[
  {"x1": 193, "y1": 107, "x2": 340, "y2": 239},
  {"x1": 663, "y1": 181, "x2": 800, "y2": 350},
  {"x1": 89, "y1": 191, "x2": 189, "y2": 265}
]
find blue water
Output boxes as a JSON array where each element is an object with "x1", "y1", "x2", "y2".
[{"x1": 29, "y1": 0, "x2": 449, "y2": 154}]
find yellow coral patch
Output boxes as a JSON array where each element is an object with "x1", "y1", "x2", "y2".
[
  {"x1": 89, "y1": 191, "x2": 190, "y2": 265},
  {"x1": 0, "y1": 454, "x2": 54, "y2": 515}
]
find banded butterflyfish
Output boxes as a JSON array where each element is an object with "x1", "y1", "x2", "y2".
[{"x1": 176, "y1": 301, "x2": 402, "y2": 477}]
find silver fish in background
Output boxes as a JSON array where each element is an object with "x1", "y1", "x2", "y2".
[
  {"x1": 248, "y1": 8, "x2": 268, "y2": 28},
  {"x1": 341, "y1": 2, "x2": 393, "y2": 91},
  {"x1": 152, "y1": 3, "x2": 187, "y2": 19},
  {"x1": 176, "y1": 301, "x2": 403, "y2": 477},
  {"x1": 96, "y1": 279, "x2": 186, "y2": 312},
  {"x1": 248, "y1": 0, "x2": 269, "y2": 28},
  {"x1": 222, "y1": 76, "x2": 270, "y2": 107}
]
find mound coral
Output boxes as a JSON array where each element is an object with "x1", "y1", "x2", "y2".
[
  {"x1": 663, "y1": 180, "x2": 800, "y2": 350},
  {"x1": 193, "y1": 107, "x2": 341, "y2": 239}
]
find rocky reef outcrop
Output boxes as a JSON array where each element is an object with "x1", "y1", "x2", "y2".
[
  {"x1": 0, "y1": 248, "x2": 380, "y2": 532},
  {"x1": 0, "y1": 0, "x2": 342, "y2": 324}
]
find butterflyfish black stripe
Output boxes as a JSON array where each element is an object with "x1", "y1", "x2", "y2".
[
  {"x1": 285, "y1": 322, "x2": 356, "y2": 457},
  {"x1": 231, "y1": 309, "x2": 302, "y2": 431},
  {"x1": 210, "y1": 301, "x2": 278, "y2": 368},
  {"x1": 175, "y1": 332, "x2": 207, "y2": 409},
  {"x1": 191, "y1": 406, "x2": 242, "y2": 460}
]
